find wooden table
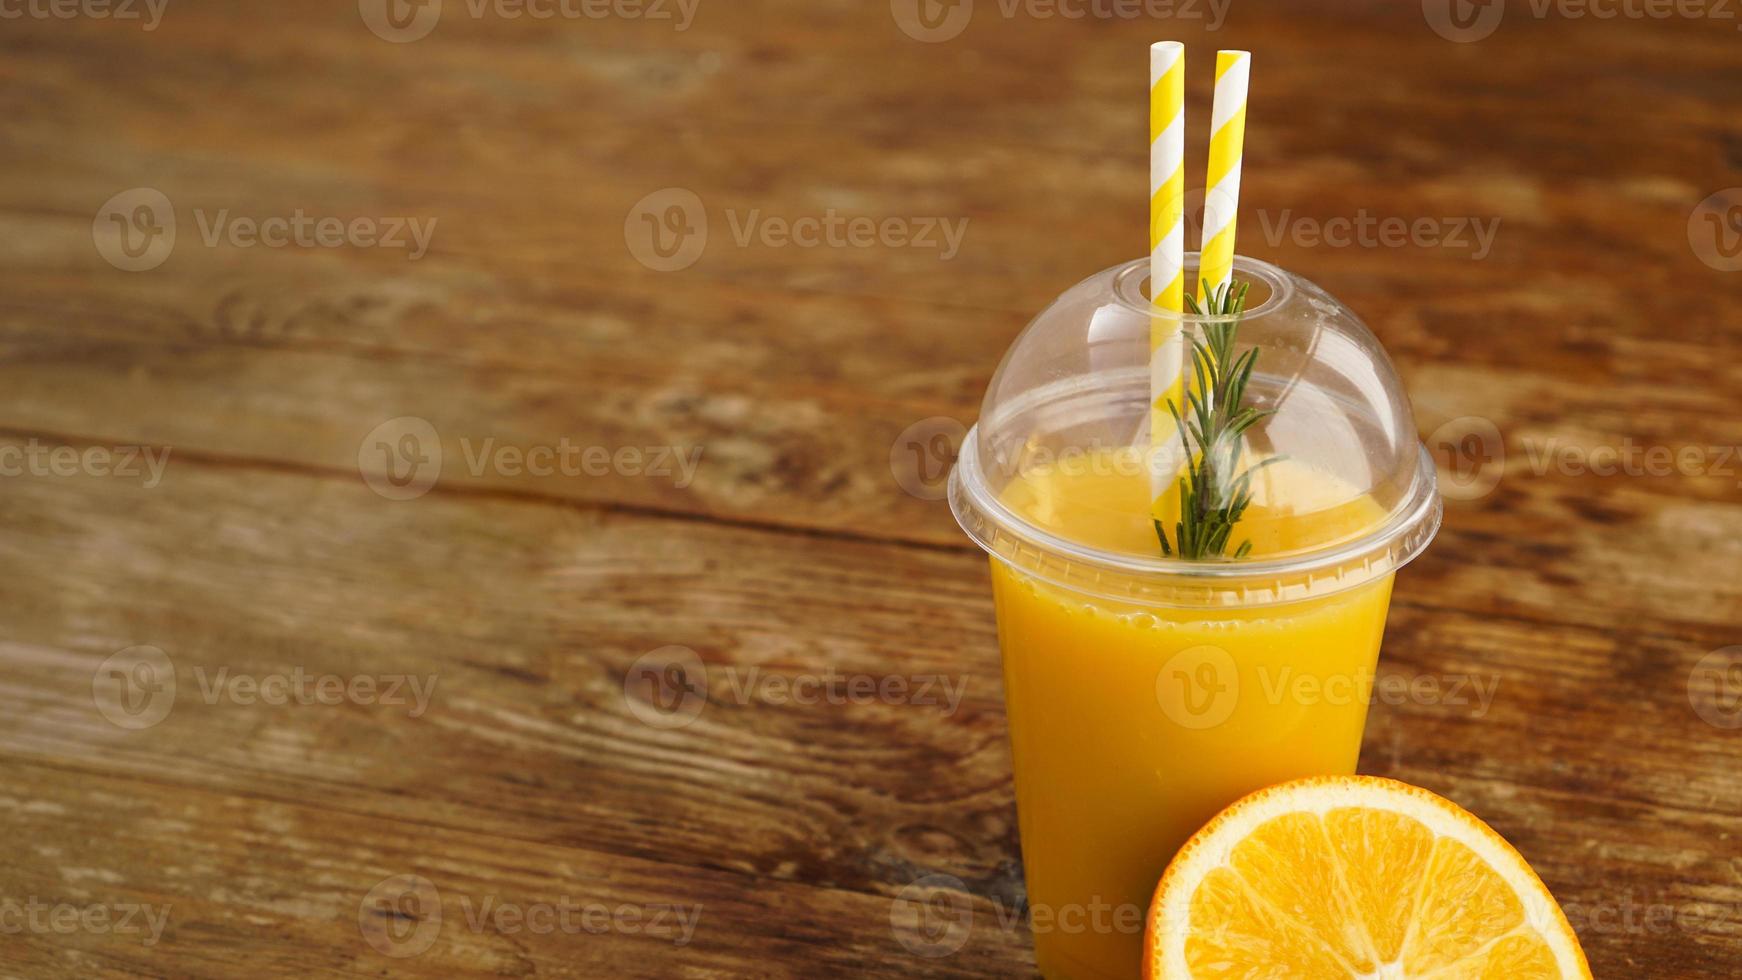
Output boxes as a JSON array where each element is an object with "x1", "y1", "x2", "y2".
[{"x1": 2, "y1": 1, "x2": 1739, "y2": 976}]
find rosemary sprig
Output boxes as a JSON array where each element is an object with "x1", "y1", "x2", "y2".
[{"x1": 1153, "y1": 279, "x2": 1281, "y2": 560}]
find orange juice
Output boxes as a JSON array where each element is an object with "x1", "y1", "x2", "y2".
[{"x1": 991, "y1": 448, "x2": 1393, "y2": 979}]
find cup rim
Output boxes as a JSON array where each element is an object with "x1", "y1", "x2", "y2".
[
  {"x1": 1107, "y1": 252, "x2": 1297, "y2": 324},
  {"x1": 949, "y1": 427, "x2": 1442, "y2": 607}
]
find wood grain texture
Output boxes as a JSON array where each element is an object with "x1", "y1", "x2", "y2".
[{"x1": 0, "y1": 0, "x2": 1738, "y2": 976}]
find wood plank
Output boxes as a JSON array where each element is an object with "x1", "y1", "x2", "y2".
[
  {"x1": 2, "y1": 0, "x2": 1739, "y2": 332},
  {"x1": 0, "y1": 291, "x2": 1735, "y2": 640},
  {"x1": 0, "y1": 759, "x2": 1035, "y2": 978},
  {"x1": 0, "y1": 441, "x2": 1738, "y2": 978}
]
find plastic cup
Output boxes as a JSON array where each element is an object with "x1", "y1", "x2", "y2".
[{"x1": 948, "y1": 254, "x2": 1441, "y2": 979}]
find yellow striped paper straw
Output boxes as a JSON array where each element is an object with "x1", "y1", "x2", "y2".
[
  {"x1": 1150, "y1": 41, "x2": 1187, "y2": 316},
  {"x1": 1199, "y1": 49, "x2": 1250, "y2": 300},
  {"x1": 1149, "y1": 41, "x2": 1187, "y2": 510}
]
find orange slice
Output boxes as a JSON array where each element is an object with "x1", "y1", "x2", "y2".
[{"x1": 1144, "y1": 776, "x2": 1590, "y2": 979}]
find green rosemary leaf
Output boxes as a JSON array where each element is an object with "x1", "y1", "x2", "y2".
[{"x1": 1151, "y1": 274, "x2": 1275, "y2": 561}]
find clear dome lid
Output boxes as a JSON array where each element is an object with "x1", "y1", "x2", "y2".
[{"x1": 948, "y1": 254, "x2": 1441, "y2": 607}]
